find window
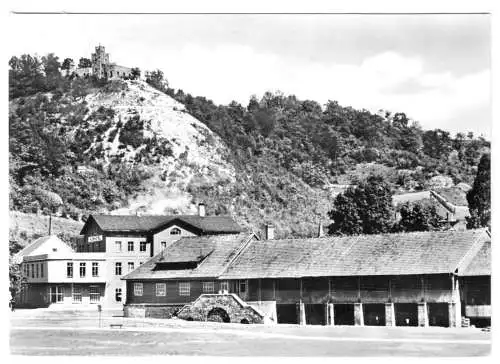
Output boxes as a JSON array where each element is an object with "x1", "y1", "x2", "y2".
[
  {"x1": 115, "y1": 241, "x2": 122, "y2": 252},
  {"x1": 239, "y1": 280, "x2": 247, "y2": 294},
  {"x1": 50, "y1": 286, "x2": 64, "y2": 303},
  {"x1": 134, "y1": 283, "x2": 143, "y2": 296},
  {"x1": 40, "y1": 263, "x2": 44, "y2": 278},
  {"x1": 156, "y1": 283, "x2": 166, "y2": 296},
  {"x1": 23, "y1": 264, "x2": 27, "y2": 277},
  {"x1": 128, "y1": 241, "x2": 134, "y2": 252},
  {"x1": 203, "y1": 281, "x2": 215, "y2": 294},
  {"x1": 161, "y1": 241, "x2": 167, "y2": 250},
  {"x1": 80, "y1": 263, "x2": 86, "y2": 278},
  {"x1": 31, "y1": 264, "x2": 35, "y2": 278},
  {"x1": 115, "y1": 262, "x2": 122, "y2": 276},
  {"x1": 220, "y1": 281, "x2": 229, "y2": 293},
  {"x1": 67, "y1": 262, "x2": 73, "y2": 278},
  {"x1": 139, "y1": 262, "x2": 144, "y2": 266},
  {"x1": 115, "y1": 288, "x2": 122, "y2": 302},
  {"x1": 170, "y1": 228, "x2": 181, "y2": 235},
  {"x1": 89, "y1": 286, "x2": 100, "y2": 303},
  {"x1": 36, "y1": 264, "x2": 39, "y2": 278},
  {"x1": 178, "y1": 282, "x2": 190, "y2": 296},
  {"x1": 92, "y1": 262, "x2": 99, "y2": 277},
  {"x1": 128, "y1": 262, "x2": 135, "y2": 272},
  {"x1": 73, "y1": 286, "x2": 82, "y2": 303},
  {"x1": 140, "y1": 241, "x2": 147, "y2": 252}
]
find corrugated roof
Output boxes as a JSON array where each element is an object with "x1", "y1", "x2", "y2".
[
  {"x1": 83, "y1": 214, "x2": 242, "y2": 234},
  {"x1": 123, "y1": 233, "x2": 255, "y2": 280},
  {"x1": 459, "y1": 241, "x2": 491, "y2": 276},
  {"x1": 221, "y1": 229, "x2": 488, "y2": 279}
]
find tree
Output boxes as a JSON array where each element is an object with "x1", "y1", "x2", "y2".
[
  {"x1": 146, "y1": 69, "x2": 168, "y2": 92},
  {"x1": 9, "y1": 54, "x2": 46, "y2": 98},
  {"x1": 328, "y1": 175, "x2": 394, "y2": 235},
  {"x1": 395, "y1": 202, "x2": 443, "y2": 232},
  {"x1": 9, "y1": 257, "x2": 26, "y2": 302},
  {"x1": 131, "y1": 67, "x2": 141, "y2": 80},
  {"x1": 61, "y1": 58, "x2": 74, "y2": 71},
  {"x1": 78, "y1": 57, "x2": 92, "y2": 68},
  {"x1": 422, "y1": 129, "x2": 452, "y2": 160},
  {"x1": 42, "y1": 53, "x2": 62, "y2": 90},
  {"x1": 466, "y1": 153, "x2": 490, "y2": 229}
]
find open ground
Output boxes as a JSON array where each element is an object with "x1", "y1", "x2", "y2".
[{"x1": 10, "y1": 309, "x2": 491, "y2": 356}]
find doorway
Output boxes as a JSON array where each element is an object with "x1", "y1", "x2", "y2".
[
  {"x1": 277, "y1": 304, "x2": 298, "y2": 324},
  {"x1": 305, "y1": 304, "x2": 326, "y2": 325},
  {"x1": 394, "y1": 303, "x2": 418, "y2": 326},
  {"x1": 428, "y1": 303, "x2": 449, "y2": 327},
  {"x1": 334, "y1": 304, "x2": 355, "y2": 325},
  {"x1": 363, "y1": 304, "x2": 386, "y2": 326}
]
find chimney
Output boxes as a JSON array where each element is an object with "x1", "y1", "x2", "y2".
[
  {"x1": 318, "y1": 222, "x2": 325, "y2": 238},
  {"x1": 265, "y1": 224, "x2": 275, "y2": 240},
  {"x1": 198, "y1": 203, "x2": 206, "y2": 217}
]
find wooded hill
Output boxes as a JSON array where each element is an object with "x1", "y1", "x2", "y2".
[{"x1": 9, "y1": 53, "x2": 490, "y2": 242}]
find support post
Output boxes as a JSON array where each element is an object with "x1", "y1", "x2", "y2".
[
  {"x1": 418, "y1": 302, "x2": 429, "y2": 327},
  {"x1": 385, "y1": 302, "x2": 395, "y2": 326},
  {"x1": 449, "y1": 275, "x2": 462, "y2": 327},
  {"x1": 326, "y1": 303, "x2": 335, "y2": 326},
  {"x1": 354, "y1": 302, "x2": 364, "y2": 326},
  {"x1": 298, "y1": 301, "x2": 306, "y2": 325}
]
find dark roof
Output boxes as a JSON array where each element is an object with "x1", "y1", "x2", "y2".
[
  {"x1": 122, "y1": 233, "x2": 256, "y2": 280},
  {"x1": 459, "y1": 241, "x2": 491, "y2": 276},
  {"x1": 80, "y1": 214, "x2": 242, "y2": 235},
  {"x1": 221, "y1": 229, "x2": 489, "y2": 279}
]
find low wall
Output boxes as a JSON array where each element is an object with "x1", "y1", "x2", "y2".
[
  {"x1": 247, "y1": 301, "x2": 277, "y2": 324},
  {"x1": 124, "y1": 304, "x2": 184, "y2": 319}
]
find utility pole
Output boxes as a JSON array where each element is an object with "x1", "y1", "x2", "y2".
[{"x1": 48, "y1": 212, "x2": 52, "y2": 235}]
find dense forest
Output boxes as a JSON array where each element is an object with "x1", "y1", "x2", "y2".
[{"x1": 9, "y1": 52, "x2": 491, "y2": 239}]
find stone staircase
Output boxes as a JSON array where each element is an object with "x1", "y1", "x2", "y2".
[{"x1": 177, "y1": 293, "x2": 265, "y2": 324}]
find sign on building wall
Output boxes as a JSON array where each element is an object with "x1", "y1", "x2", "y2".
[{"x1": 88, "y1": 235, "x2": 103, "y2": 243}]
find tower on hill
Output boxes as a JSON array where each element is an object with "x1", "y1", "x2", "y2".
[{"x1": 91, "y1": 45, "x2": 110, "y2": 79}]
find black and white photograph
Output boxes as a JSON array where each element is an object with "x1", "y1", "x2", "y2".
[{"x1": 5, "y1": 0, "x2": 494, "y2": 358}]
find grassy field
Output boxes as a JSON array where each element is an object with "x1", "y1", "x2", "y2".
[
  {"x1": 10, "y1": 309, "x2": 491, "y2": 356},
  {"x1": 9, "y1": 211, "x2": 83, "y2": 247}
]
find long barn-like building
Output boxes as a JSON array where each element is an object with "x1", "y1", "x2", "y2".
[{"x1": 123, "y1": 228, "x2": 491, "y2": 327}]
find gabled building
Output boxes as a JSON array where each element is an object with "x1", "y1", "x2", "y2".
[
  {"x1": 16, "y1": 236, "x2": 107, "y2": 307},
  {"x1": 16, "y1": 205, "x2": 243, "y2": 309},
  {"x1": 122, "y1": 233, "x2": 257, "y2": 318},
  {"x1": 122, "y1": 228, "x2": 490, "y2": 328}
]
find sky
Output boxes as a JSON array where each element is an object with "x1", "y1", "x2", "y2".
[{"x1": 7, "y1": 13, "x2": 491, "y2": 137}]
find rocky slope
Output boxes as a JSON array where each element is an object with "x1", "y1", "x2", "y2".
[{"x1": 85, "y1": 80, "x2": 235, "y2": 214}]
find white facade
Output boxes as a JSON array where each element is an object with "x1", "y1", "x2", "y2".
[
  {"x1": 103, "y1": 235, "x2": 151, "y2": 307},
  {"x1": 152, "y1": 224, "x2": 196, "y2": 254}
]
